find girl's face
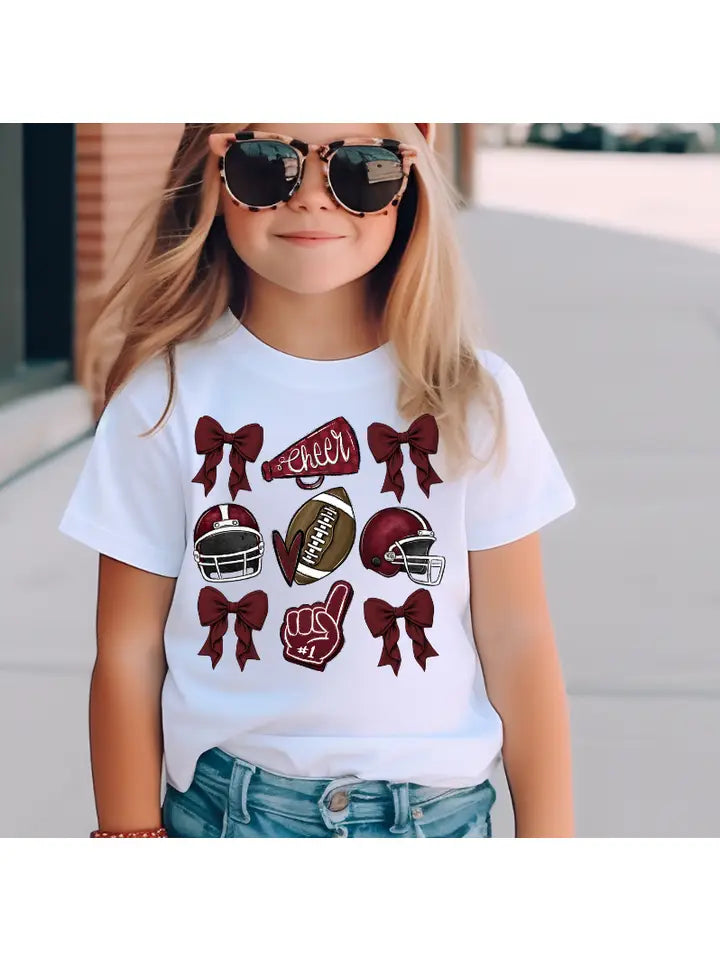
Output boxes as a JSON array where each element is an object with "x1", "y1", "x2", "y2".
[{"x1": 212, "y1": 123, "x2": 400, "y2": 296}]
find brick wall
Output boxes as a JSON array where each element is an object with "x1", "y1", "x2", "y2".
[{"x1": 74, "y1": 123, "x2": 183, "y2": 413}]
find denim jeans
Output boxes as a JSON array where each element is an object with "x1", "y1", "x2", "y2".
[{"x1": 162, "y1": 746, "x2": 497, "y2": 838}]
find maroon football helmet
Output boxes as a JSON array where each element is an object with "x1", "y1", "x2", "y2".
[
  {"x1": 193, "y1": 503, "x2": 264, "y2": 582},
  {"x1": 359, "y1": 507, "x2": 445, "y2": 586}
]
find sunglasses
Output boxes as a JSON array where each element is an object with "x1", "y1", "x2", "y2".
[{"x1": 208, "y1": 130, "x2": 419, "y2": 217}]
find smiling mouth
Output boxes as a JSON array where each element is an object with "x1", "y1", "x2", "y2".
[
  {"x1": 276, "y1": 230, "x2": 346, "y2": 239},
  {"x1": 276, "y1": 235, "x2": 345, "y2": 244}
]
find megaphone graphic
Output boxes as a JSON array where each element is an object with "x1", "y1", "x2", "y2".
[{"x1": 261, "y1": 417, "x2": 360, "y2": 490}]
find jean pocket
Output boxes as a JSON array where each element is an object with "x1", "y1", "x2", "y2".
[
  {"x1": 414, "y1": 780, "x2": 497, "y2": 838},
  {"x1": 415, "y1": 779, "x2": 495, "y2": 808},
  {"x1": 162, "y1": 783, "x2": 224, "y2": 838}
]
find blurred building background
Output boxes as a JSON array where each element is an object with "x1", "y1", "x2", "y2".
[
  {"x1": 475, "y1": 123, "x2": 720, "y2": 252},
  {"x1": 0, "y1": 123, "x2": 477, "y2": 487}
]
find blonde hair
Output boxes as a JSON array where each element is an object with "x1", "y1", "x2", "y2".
[{"x1": 94, "y1": 122, "x2": 507, "y2": 479}]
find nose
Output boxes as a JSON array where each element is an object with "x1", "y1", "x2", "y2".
[{"x1": 288, "y1": 152, "x2": 337, "y2": 211}]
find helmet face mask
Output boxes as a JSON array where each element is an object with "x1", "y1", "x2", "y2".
[
  {"x1": 384, "y1": 532, "x2": 445, "y2": 586},
  {"x1": 192, "y1": 505, "x2": 264, "y2": 582}
]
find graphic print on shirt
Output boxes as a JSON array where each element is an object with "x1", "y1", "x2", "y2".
[
  {"x1": 192, "y1": 416, "x2": 263, "y2": 499},
  {"x1": 367, "y1": 414, "x2": 443, "y2": 502},
  {"x1": 272, "y1": 530, "x2": 305, "y2": 587},
  {"x1": 198, "y1": 586, "x2": 269, "y2": 671},
  {"x1": 363, "y1": 589, "x2": 438, "y2": 676},
  {"x1": 273, "y1": 487, "x2": 356, "y2": 587},
  {"x1": 359, "y1": 506, "x2": 445, "y2": 586},
  {"x1": 281, "y1": 580, "x2": 353, "y2": 671},
  {"x1": 193, "y1": 503, "x2": 264, "y2": 582},
  {"x1": 261, "y1": 416, "x2": 360, "y2": 490}
]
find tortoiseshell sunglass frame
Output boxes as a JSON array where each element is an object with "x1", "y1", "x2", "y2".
[{"x1": 208, "y1": 130, "x2": 419, "y2": 217}]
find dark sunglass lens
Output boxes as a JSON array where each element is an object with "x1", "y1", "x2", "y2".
[
  {"x1": 223, "y1": 140, "x2": 299, "y2": 207},
  {"x1": 329, "y1": 146, "x2": 404, "y2": 212}
]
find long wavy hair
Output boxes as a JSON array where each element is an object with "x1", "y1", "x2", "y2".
[{"x1": 92, "y1": 122, "x2": 507, "y2": 478}]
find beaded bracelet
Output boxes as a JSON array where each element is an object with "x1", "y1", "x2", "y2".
[{"x1": 90, "y1": 827, "x2": 168, "y2": 838}]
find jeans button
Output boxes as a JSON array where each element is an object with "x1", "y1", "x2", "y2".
[
  {"x1": 411, "y1": 807, "x2": 424, "y2": 819},
  {"x1": 328, "y1": 790, "x2": 349, "y2": 811}
]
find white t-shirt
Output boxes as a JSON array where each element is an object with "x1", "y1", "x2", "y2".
[{"x1": 58, "y1": 309, "x2": 576, "y2": 793}]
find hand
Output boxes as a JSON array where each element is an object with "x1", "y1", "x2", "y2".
[{"x1": 281, "y1": 580, "x2": 353, "y2": 671}]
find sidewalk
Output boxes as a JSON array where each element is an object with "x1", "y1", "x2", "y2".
[
  {"x1": 3, "y1": 204, "x2": 719, "y2": 837},
  {"x1": 458, "y1": 204, "x2": 720, "y2": 837}
]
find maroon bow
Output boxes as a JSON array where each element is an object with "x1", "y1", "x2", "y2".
[
  {"x1": 192, "y1": 416, "x2": 263, "y2": 499},
  {"x1": 197, "y1": 586, "x2": 268, "y2": 671},
  {"x1": 367, "y1": 414, "x2": 442, "y2": 502},
  {"x1": 363, "y1": 589, "x2": 438, "y2": 676}
]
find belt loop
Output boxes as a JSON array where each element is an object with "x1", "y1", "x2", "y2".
[
  {"x1": 227, "y1": 758, "x2": 256, "y2": 824},
  {"x1": 388, "y1": 782, "x2": 411, "y2": 834}
]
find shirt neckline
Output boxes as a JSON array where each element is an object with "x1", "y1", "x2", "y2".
[{"x1": 220, "y1": 308, "x2": 396, "y2": 389}]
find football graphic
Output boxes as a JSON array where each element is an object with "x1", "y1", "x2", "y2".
[{"x1": 283, "y1": 487, "x2": 356, "y2": 585}]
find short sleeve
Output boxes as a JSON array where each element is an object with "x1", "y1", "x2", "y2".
[
  {"x1": 58, "y1": 371, "x2": 186, "y2": 577},
  {"x1": 465, "y1": 357, "x2": 577, "y2": 550}
]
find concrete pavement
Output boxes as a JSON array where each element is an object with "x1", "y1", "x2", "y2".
[{"x1": 2, "y1": 199, "x2": 719, "y2": 837}]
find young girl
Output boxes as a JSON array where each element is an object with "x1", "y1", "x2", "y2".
[{"x1": 59, "y1": 122, "x2": 577, "y2": 839}]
